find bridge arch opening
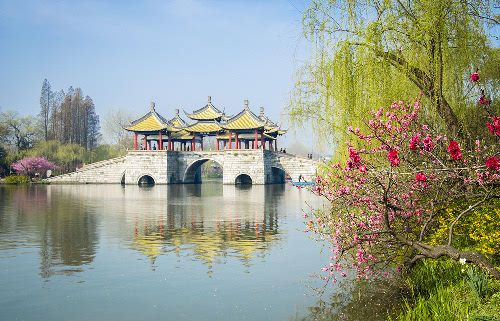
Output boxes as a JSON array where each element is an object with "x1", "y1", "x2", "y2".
[
  {"x1": 138, "y1": 175, "x2": 155, "y2": 186},
  {"x1": 270, "y1": 167, "x2": 286, "y2": 184},
  {"x1": 184, "y1": 159, "x2": 223, "y2": 184},
  {"x1": 235, "y1": 174, "x2": 252, "y2": 184}
]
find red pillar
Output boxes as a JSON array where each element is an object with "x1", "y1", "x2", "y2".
[
  {"x1": 254, "y1": 129, "x2": 258, "y2": 149},
  {"x1": 261, "y1": 133, "x2": 264, "y2": 149},
  {"x1": 192, "y1": 133, "x2": 196, "y2": 151},
  {"x1": 148, "y1": 141, "x2": 151, "y2": 150},
  {"x1": 228, "y1": 130, "x2": 232, "y2": 150},
  {"x1": 216, "y1": 139, "x2": 219, "y2": 151},
  {"x1": 134, "y1": 132, "x2": 138, "y2": 150},
  {"x1": 159, "y1": 131, "x2": 163, "y2": 150},
  {"x1": 235, "y1": 133, "x2": 239, "y2": 149},
  {"x1": 145, "y1": 135, "x2": 148, "y2": 150},
  {"x1": 168, "y1": 132, "x2": 172, "y2": 151}
]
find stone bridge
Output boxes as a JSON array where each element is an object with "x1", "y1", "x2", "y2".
[{"x1": 46, "y1": 149, "x2": 320, "y2": 185}]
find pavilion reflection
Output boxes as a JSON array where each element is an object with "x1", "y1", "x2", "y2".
[
  {"x1": 38, "y1": 184, "x2": 287, "y2": 273},
  {"x1": 126, "y1": 184, "x2": 284, "y2": 272}
]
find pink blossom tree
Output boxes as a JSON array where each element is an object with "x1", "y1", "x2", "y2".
[
  {"x1": 11, "y1": 157, "x2": 58, "y2": 180},
  {"x1": 305, "y1": 84, "x2": 500, "y2": 283}
]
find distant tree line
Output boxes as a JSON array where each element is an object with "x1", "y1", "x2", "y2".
[
  {"x1": 0, "y1": 79, "x2": 103, "y2": 177},
  {"x1": 40, "y1": 79, "x2": 100, "y2": 150}
]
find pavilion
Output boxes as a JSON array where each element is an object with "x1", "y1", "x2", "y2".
[{"x1": 124, "y1": 97, "x2": 285, "y2": 151}]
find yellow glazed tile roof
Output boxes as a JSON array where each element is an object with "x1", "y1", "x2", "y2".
[
  {"x1": 124, "y1": 115, "x2": 167, "y2": 132},
  {"x1": 223, "y1": 114, "x2": 264, "y2": 130},
  {"x1": 187, "y1": 108, "x2": 221, "y2": 120},
  {"x1": 171, "y1": 130, "x2": 201, "y2": 140},
  {"x1": 185, "y1": 122, "x2": 221, "y2": 133}
]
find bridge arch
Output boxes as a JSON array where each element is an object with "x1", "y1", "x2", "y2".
[
  {"x1": 137, "y1": 173, "x2": 156, "y2": 185},
  {"x1": 269, "y1": 166, "x2": 286, "y2": 184},
  {"x1": 234, "y1": 173, "x2": 253, "y2": 184},
  {"x1": 183, "y1": 158, "x2": 224, "y2": 184}
]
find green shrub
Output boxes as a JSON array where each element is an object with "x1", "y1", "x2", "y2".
[{"x1": 5, "y1": 175, "x2": 29, "y2": 184}]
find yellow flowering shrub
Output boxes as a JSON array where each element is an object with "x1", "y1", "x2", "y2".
[{"x1": 428, "y1": 198, "x2": 500, "y2": 259}]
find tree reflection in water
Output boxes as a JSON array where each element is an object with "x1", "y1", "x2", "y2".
[{"x1": 294, "y1": 278, "x2": 404, "y2": 320}]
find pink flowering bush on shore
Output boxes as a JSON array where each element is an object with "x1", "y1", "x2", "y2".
[
  {"x1": 11, "y1": 157, "x2": 58, "y2": 180},
  {"x1": 304, "y1": 81, "x2": 500, "y2": 284}
]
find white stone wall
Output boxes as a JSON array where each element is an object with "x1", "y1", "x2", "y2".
[
  {"x1": 46, "y1": 157, "x2": 127, "y2": 184},
  {"x1": 265, "y1": 150, "x2": 319, "y2": 182},
  {"x1": 46, "y1": 150, "x2": 319, "y2": 185},
  {"x1": 125, "y1": 151, "x2": 170, "y2": 184}
]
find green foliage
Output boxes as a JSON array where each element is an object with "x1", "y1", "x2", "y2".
[
  {"x1": 394, "y1": 259, "x2": 500, "y2": 320},
  {"x1": 466, "y1": 266, "x2": 489, "y2": 299},
  {"x1": 287, "y1": 0, "x2": 499, "y2": 160},
  {"x1": 5, "y1": 175, "x2": 29, "y2": 184},
  {"x1": 90, "y1": 144, "x2": 126, "y2": 162}
]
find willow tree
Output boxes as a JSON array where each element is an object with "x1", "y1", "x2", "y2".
[{"x1": 287, "y1": 0, "x2": 499, "y2": 153}]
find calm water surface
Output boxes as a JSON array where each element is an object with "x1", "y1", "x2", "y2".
[{"x1": 0, "y1": 182, "x2": 352, "y2": 320}]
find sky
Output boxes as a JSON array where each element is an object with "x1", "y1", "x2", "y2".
[{"x1": 0, "y1": 0, "x2": 313, "y2": 147}]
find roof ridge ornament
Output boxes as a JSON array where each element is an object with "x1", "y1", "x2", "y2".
[
  {"x1": 260, "y1": 107, "x2": 264, "y2": 117},
  {"x1": 208, "y1": 96, "x2": 211, "y2": 104},
  {"x1": 244, "y1": 100, "x2": 249, "y2": 110},
  {"x1": 151, "y1": 102, "x2": 155, "y2": 112}
]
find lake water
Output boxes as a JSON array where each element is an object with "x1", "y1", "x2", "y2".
[
  {"x1": 0, "y1": 182, "x2": 397, "y2": 320},
  {"x1": 0, "y1": 182, "x2": 329, "y2": 320}
]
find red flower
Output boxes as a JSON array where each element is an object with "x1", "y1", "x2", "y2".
[
  {"x1": 479, "y1": 96, "x2": 489, "y2": 105},
  {"x1": 350, "y1": 150, "x2": 361, "y2": 163},
  {"x1": 359, "y1": 164, "x2": 367, "y2": 172},
  {"x1": 470, "y1": 72, "x2": 480, "y2": 82},
  {"x1": 423, "y1": 134, "x2": 433, "y2": 151},
  {"x1": 387, "y1": 149, "x2": 400, "y2": 166},
  {"x1": 448, "y1": 141, "x2": 462, "y2": 160},
  {"x1": 486, "y1": 157, "x2": 499, "y2": 170},
  {"x1": 486, "y1": 116, "x2": 500, "y2": 136},
  {"x1": 416, "y1": 173, "x2": 427, "y2": 182},
  {"x1": 409, "y1": 136, "x2": 419, "y2": 150}
]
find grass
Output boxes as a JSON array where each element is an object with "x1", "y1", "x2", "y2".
[{"x1": 390, "y1": 259, "x2": 500, "y2": 320}]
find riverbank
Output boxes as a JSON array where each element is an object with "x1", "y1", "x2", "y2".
[{"x1": 392, "y1": 259, "x2": 500, "y2": 320}]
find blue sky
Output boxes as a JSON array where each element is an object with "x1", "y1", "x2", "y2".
[{"x1": 0, "y1": 0, "x2": 310, "y2": 143}]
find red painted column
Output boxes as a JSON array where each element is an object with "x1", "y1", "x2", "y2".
[
  {"x1": 216, "y1": 139, "x2": 219, "y2": 151},
  {"x1": 134, "y1": 132, "x2": 138, "y2": 150},
  {"x1": 145, "y1": 135, "x2": 148, "y2": 150},
  {"x1": 148, "y1": 141, "x2": 151, "y2": 150},
  {"x1": 168, "y1": 132, "x2": 172, "y2": 151},
  {"x1": 228, "y1": 130, "x2": 232, "y2": 150},
  {"x1": 192, "y1": 133, "x2": 196, "y2": 151},
  {"x1": 235, "y1": 133, "x2": 239, "y2": 149},
  {"x1": 159, "y1": 131, "x2": 163, "y2": 150},
  {"x1": 261, "y1": 133, "x2": 264, "y2": 149},
  {"x1": 254, "y1": 129, "x2": 258, "y2": 149}
]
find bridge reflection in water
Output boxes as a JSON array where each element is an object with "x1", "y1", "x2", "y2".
[{"x1": 3, "y1": 183, "x2": 292, "y2": 277}]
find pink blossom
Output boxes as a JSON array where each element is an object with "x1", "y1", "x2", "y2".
[
  {"x1": 416, "y1": 173, "x2": 427, "y2": 182},
  {"x1": 423, "y1": 134, "x2": 433, "y2": 151},
  {"x1": 486, "y1": 157, "x2": 499, "y2": 170},
  {"x1": 409, "y1": 136, "x2": 419, "y2": 150},
  {"x1": 448, "y1": 141, "x2": 462, "y2": 160},
  {"x1": 387, "y1": 150, "x2": 400, "y2": 166},
  {"x1": 471, "y1": 72, "x2": 480, "y2": 82}
]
